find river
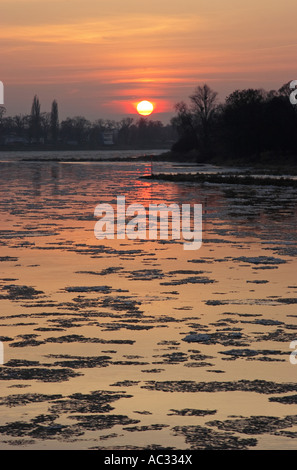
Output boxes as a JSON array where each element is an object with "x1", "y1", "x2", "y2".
[{"x1": 0, "y1": 150, "x2": 297, "y2": 449}]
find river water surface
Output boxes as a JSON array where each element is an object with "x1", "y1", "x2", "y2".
[{"x1": 0, "y1": 150, "x2": 297, "y2": 450}]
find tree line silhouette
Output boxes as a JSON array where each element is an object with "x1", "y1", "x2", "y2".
[
  {"x1": 0, "y1": 83, "x2": 296, "y2": 163},
  {"x1": 171, "y1": 82, "x2": 297, "y2": 164},
  {"x1": 0, "y1": 95, "x2": 176, "y2": 149}
]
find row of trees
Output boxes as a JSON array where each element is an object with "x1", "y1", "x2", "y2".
[
  {"x1": 0, "y1": 96, "x2": 176, "y2": 148},
  {"x1": 0, "y1": 96, "x2": 60, "y2": 145},
  {"x1": 2, "y1": 83, "x2": 296, "y2": 159},
  {"x1": 171, "y1": 82, "x2": 297, "y2": 162}
]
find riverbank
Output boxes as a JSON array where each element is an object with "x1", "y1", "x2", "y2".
[
  {"x1": 161, "y1": 150, "x2": 297, "y2": 174},
  {"x1": 142, "y1": 172, "x2": 297, "y2": 187},
  {"x1": 16, "y1": 151, "x2": 185, "y2": 163},
  {"x1": 0, "y1": 149, "x2": 169, "y2": 163}
]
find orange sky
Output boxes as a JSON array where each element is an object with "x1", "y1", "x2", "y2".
[{"x1": 1, "y1": 0, "x2": 296, "y2": 122}]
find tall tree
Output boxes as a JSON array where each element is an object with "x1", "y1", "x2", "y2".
[
  {"x1": 50, "y1": 100, "x2": 59, "y2": 144},
  {"x1": 30, "y1": 95, "x2": 41, "y2": 141},
  {"x1": 189, "y1": 84, "x2": 218, "y2": 156},
  {"x1": 171, "y1": 101, "x2": 198, "y2": 152},
  {"x1": 41, "y1": 112, "x2": 51, "y2": 143},
  {"x1": 171, "y1": 85, "x2": 218, "y2": 158}
]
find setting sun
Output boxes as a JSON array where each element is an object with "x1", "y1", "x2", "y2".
[{"x1": 136, "y1": 100, "x2": 154, "y2": 116}]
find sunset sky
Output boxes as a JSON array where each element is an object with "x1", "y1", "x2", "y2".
[{"x1": 1, "y1": 0, "x2": 296, "y2": 122}]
